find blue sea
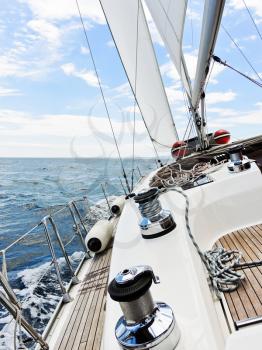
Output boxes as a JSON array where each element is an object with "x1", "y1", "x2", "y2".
[{"x1": 0, "y1": 157, "x2": 156, "y2": 348}]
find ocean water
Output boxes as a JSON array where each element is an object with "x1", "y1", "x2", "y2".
[{"x1": 0, "y1": 157, "x2": 156, "y2": 349}]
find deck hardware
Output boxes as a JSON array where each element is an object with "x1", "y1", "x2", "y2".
[
  {"x1": 108, "y1": 265, "x2": 180, "y2": 349},
  {"x1": 227, "y1": 144, "x2": 251, "y2": 173},
  {"x1": 235, "y1": 316, "x2": 262, "y2": 330},
  {"x1": 134, "y1": 188, "x2": 176, "y2": 239}
]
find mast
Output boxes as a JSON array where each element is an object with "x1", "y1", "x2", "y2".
[{"x1": 191, "y1": 0, "x2": 226, "y2": 149}]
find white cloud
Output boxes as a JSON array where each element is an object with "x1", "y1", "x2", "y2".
[
  {"x1": 165, "y1": 86, "x2": 184, "y2": 104},
  {"x1": 160, "y1": 62, "x2": 180, "y2": 82},
  {"x1": 112, "y1": 82, "x2": 133, "y2": 100},
  {"x1": 27, "y1": 19, "x2": 61, "y2": 46},
  {"x1": 206, "y1": 91, "x2": 237, "y2": 105},
  {"x1": 61, "y1": 63, "x2": 99, "y2": 87},
  {"x1": 19, "y1": 0, "x2": 105, "y2": 24},
  {"x1": 186, "y1": 8, "x2": 201, "y2": 21},
  {"x1": 80, "y1": 46, "x2": 89, "y2": 55},
  {"x1": 0, "y1": 109, "x2": 153, "y2": 157},
  {"x1": 106, "y1": 40, "x2": 115, "y2": 48},
  {"x1": 0, "y1": 87, "x2": 22, "y2": 97},
  {"x1": 123, "y1": 105, "x2": 140, "y2": 114},
  {"x1": 243, "y1": 34, "x2": 257, "y2": 41},
  {"x1": 229, "y1": 0, "x2": 262, "y2": 18}
]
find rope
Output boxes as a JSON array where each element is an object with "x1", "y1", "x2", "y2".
[
  {"x1": 166, "y1": 187, "x2": 244, "y2": 295},
  {"x1": 150, "y1": 160, "x2": 214, "y2": 188},
  {"x1": 75, "y1": 0, "x2": 131, "y2": 193},
  {"x1": 213, "y1": 55, "x2": 262, "y2": 88},
  {"x1": 242, "y1": 0, "x2": 262, "y2": 42},
  {"x1": 222, "y1": 24, "x2": 262, "y2": 82}
]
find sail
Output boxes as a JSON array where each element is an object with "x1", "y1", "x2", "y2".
[
  {"x1": 99, "y1": 0, "x2": 178, "y2": 150},
  {"x1": 145, "y1": 0, "x2": 192, "y2": 98}
]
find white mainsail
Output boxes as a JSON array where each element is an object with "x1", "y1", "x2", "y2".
[
  {"x1": 99, "y1": 0, "x2": 178, "y2": 151},
  {"x1": 145, "y1": 0, "x2": 192, "y2": 98}
]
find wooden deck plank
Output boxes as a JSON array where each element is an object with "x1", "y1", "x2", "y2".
[
  {"x1": 224, "y1": 234, "x2": 258, "y2": 318},
  {"x1": 219, "y1": 236, "x2": 248, "y2": 320},
  {"x1": 65, "y1": 254, "x2": 109, "y2": 350},
  {"x1": 56, "y1": 245, "x2": 112, "y2": 350},
  {"x1": 58, "y1": 252, "x2": 107, "y2": 350},
  {"x1": 91, "y1": 294, "x2": 107, "y2": 350},
  {"x1": 74, "y1": 251, "x2": 111, "y2": 348},
  {"x1": 83, "y1": 263, "x2": 110, "y2": 348},
  {"x1": 216, "y1": 223, "x2": 262, "y2": 327},
  {"x1": 54, "y1": 255, "x2": 103, "y2": 350}
]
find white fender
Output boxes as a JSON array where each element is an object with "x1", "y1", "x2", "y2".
[
  {"x1": 85, "y1": 219, "x2": 114, "y2": 253},
  {"x1": 111, "y1": 196, "x2": 125, "y2": 216}
]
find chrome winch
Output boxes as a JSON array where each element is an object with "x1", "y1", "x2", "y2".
[
  {"x1": 227, "y1": 144, "x2": 251, "y2": 173},
  {"x1": 134, "y1": 188, "x2": 176, "y2": 239},
  {"x1": 108, "y1": 265, "x2": 180, "y2": 350}
]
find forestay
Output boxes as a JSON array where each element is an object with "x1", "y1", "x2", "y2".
[
  {"x1": 145, "y1": 0, "x2": 192, "y2": 98},
  {"x1": 99, "y1": 0, "x2": 178, "y2": 150}
]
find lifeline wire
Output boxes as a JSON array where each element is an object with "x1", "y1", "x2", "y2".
[{"x1": 75, "y1": 0, "x2": 131, "y2": 194}]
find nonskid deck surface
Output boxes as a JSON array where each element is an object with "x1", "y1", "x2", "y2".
[
  {"x1": 217, "y1": 224, "x2": 262, "y2": 327},
  {"x1": 54, "y1": 246, "x2": 112, "y2": 350}
]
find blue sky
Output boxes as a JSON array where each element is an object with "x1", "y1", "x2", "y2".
[{"x1": 0, "y1": 0, "x2": 261, "y2": 157}]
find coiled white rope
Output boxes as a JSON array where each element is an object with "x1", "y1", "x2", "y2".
[{"x1": 164, "y1": 187, "x2": 244, "y2": 296}]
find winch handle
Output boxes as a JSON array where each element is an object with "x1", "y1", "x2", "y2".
[{"x1": 115, "y1": 265, "x2": 160, "y2": 285}]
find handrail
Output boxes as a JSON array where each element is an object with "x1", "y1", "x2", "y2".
[
  {"x1": 0, "y1": 273, "x2": 49, "y2": 349},
  {"x1": 0, "y1": 196, "x2": 90, "y2": 349}
]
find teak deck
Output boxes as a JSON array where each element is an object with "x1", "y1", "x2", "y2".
[
  {"x1": 55, "y1": 246, "x2": 112, "y2": 350},
  {"x1": 217, "y1": 224, "x2": 262, "y2": 328}
]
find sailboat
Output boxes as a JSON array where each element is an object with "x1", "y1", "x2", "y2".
[{"x1": 1, "y1": 0, "x2": 262, "y2": 349}]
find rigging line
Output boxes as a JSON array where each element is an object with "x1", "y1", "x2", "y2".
[
  {"x1": 131, "y1": 0, "x2": 140, "y2": 192},
  {"x1": 242, "y1": 0, "x2": 262, "y2": 42},
  {"x1": 213, "y1": 55, "x2": 262, "y2": 88},
  {"x1": 182, "y1": 115, "x2": 193, "y2": 142},
  {"x1": 98, "y1": 1, "x2": 165, "y2": 168},
  {"x1": 182, "y1": 87, "x2": 197, "y2": 140},
  {"x1": 182, "y1": 89, "x2": 193, "y2": 141},
  {"x1": 182, "y1": 118, "x2": 194, "y2": 159},
  {"x1": 75, "y1": 0, "x2": 131, "y2": 193},
  {"x1": 222, "y1": 24, "x2": 262, "y2": 82}
]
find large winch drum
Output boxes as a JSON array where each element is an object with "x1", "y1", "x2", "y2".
[
  {"x1": 227, "y1": 144, "x2": 251, "y2": 173},
  {"x1": 134, "y1": 188, "x2": 176, "y2": 239},
  {"x1": 108, "y1": 265, "x2": 180, "y2": 350}
]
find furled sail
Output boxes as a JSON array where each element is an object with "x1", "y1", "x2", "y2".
[
  {"x1": 99, "y1": 0, "x2": 178, "y2": 150},
  {"x1": 192, "y1": 0, "x2": 226, "y2": 109},
  {"x1": 145, "y1": 0, "x2": 192, "y2": 98}
]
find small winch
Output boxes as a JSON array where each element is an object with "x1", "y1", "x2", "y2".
[
  {"x1": 108, "y1": 265, "x2": 180, "y2": 350},
  {"x1": 134, "y1": 188, "x2": 176, "y2": 239},
  {"x1": 227, "y1": 144, "x2": 251, "y2": 173}
]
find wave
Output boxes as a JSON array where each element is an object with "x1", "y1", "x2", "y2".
[{"x1": 0, "y1": 197, "x2": 113, "y2": 349}]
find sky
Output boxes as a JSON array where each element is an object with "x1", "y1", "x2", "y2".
[{"x1": 0, "y1": 0, "x2": 261, "y2": 158}]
